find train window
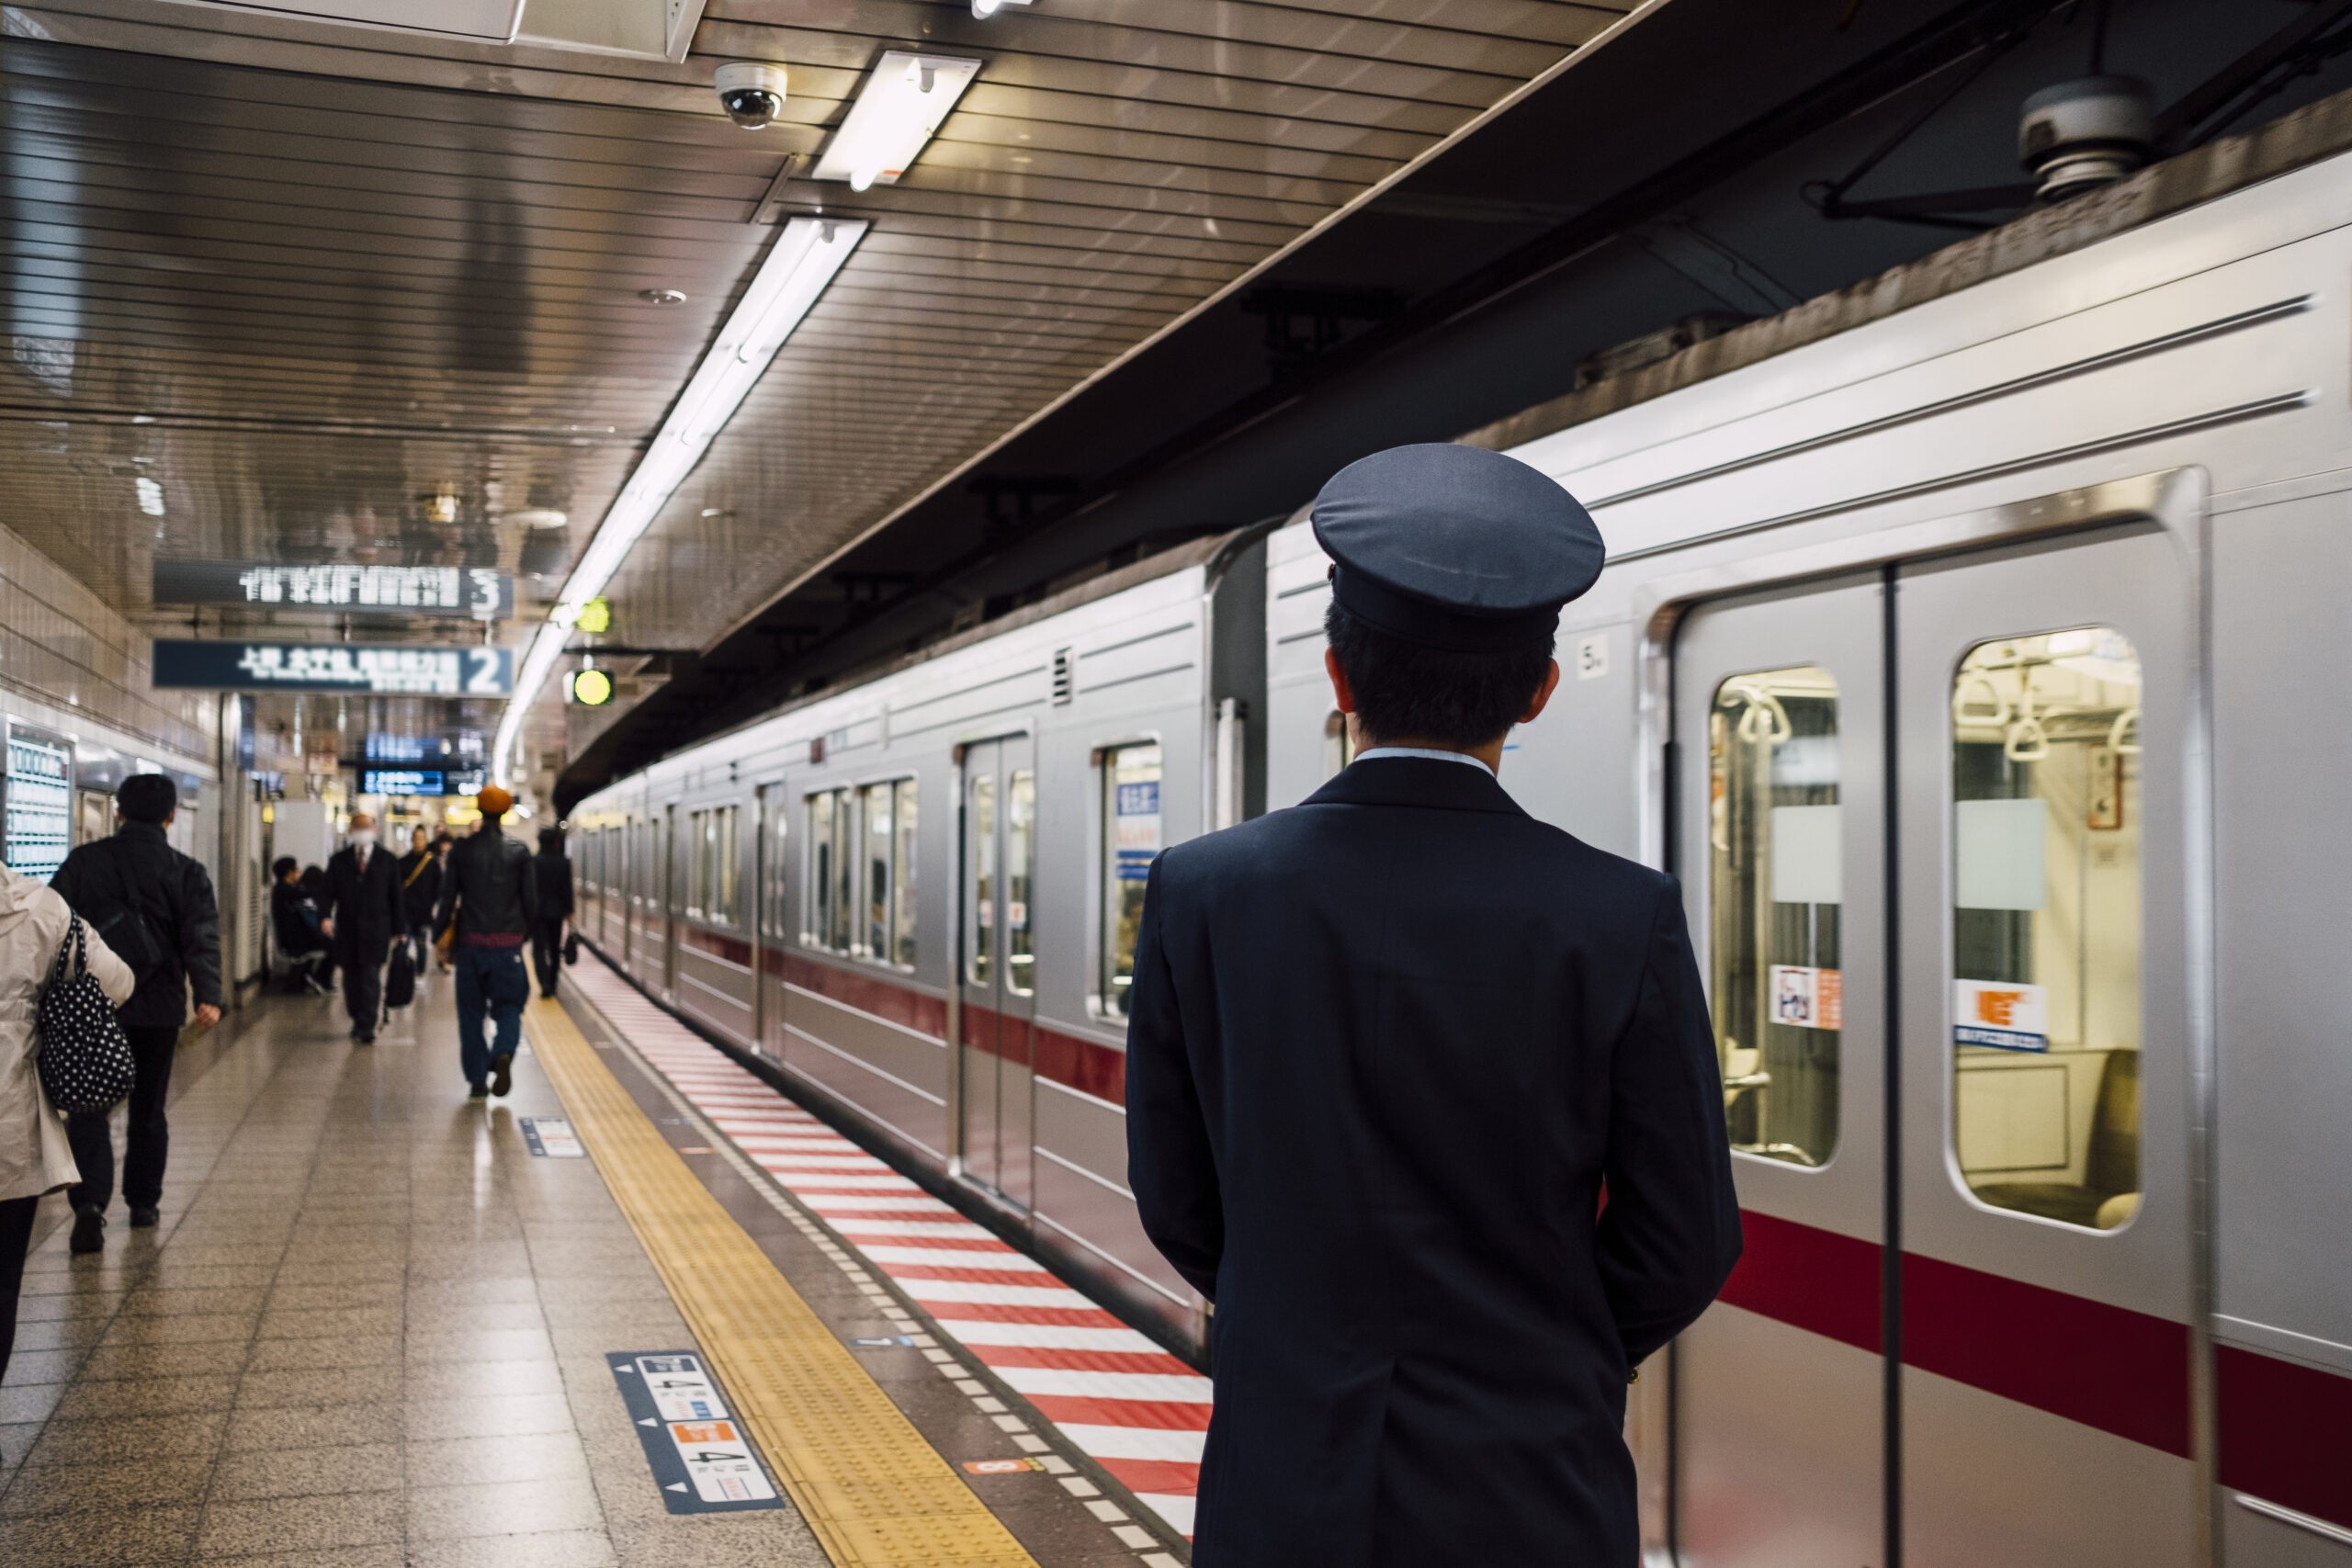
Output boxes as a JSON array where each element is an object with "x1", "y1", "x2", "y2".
[
  {"x1": 1007, "y1": 770, "x2": 1035, "y2": 996},
  {"x1": 807, "y1": 790, "x2": 838, "y2": 950},
  {"x1": 893, "y1": 779, "x2": 919, "y2": 969},
  {"x1": 1708, "y1": 666, "x2": 1841, "y2": 1168},
  {"x1": 863, "y1": 784, "x2": 892, "y2": 957},
  {"x1": 967, "y1": 772, "x2": 996, "y2": 986},
  {"x1": 1100, "y1": 744, "x2": 1162, "y2": 1019},
  {"x1": 685, "y1": 809, "x2": 707, "y2": 919},
  {"x1": 1950, "y1": 628, "x2": 2143, "y2": 1231},
  {"x1": 714, "y1": 807, "x2": 739, "y2": 925},
  {"x1": 763, "y1": 795, "x2": 788, "y2": 942}
]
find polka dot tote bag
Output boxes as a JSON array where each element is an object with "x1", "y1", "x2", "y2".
[{"x1": 36, "y1": 919, "x2": 134, "y2": 1114}]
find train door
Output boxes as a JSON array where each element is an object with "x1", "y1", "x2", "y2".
[
  {"x1": 1894, "y1": 527, "x2": 2193, "y2": 1568},
  {"x1": 1673, "y1": 575, "x2": 1888, "y2": 1568},
  {"x1": 1668, "y1": 526, "x2": 2196, "y2": 1568},
  {"x1": 957, "y1": 735, "x2": 1038, "y2": 1214}
]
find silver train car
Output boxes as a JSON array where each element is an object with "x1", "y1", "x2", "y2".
[{"x1": 573, "y1": 119, "x2": 2352, "y2": 1568}]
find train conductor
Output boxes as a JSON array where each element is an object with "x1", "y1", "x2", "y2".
[{"x1": 1125, "y1": 443, "x2": 1742, "y2": 1566}]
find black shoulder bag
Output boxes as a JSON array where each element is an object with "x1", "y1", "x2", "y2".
[{"x1": 37, "y1": 919, "x2": 135, "y2": 1114}]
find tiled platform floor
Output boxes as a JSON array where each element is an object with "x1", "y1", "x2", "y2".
[{"x1": 0, "y1": 970, "x2": 829, "y2": 1568}]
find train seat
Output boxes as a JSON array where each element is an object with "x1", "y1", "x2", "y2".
[{"x1": 1974, "y1": 1048, "x2": 2141, "y2": 1228}]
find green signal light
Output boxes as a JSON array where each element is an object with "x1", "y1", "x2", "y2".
[{"x1": 576, "y1": 597, "x2": 612, "y2": 636}]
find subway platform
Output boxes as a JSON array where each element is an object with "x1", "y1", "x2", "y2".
[{"x1": 0, "y1": 963, "x2": 1193, "y2": 1567}]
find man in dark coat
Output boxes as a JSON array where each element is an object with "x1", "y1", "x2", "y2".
[
  {"x1": 528, "y1": 827, "x2": 575, "y2": 1000},
  {"x1": 50, "y1": 773, "x2": 223, "y2": 1251},
  {"x1": 397, "y1": 824, "x2": 444, "y2": 977},
  {"x1": 270, "y1": 856, "x2": 331, "y2": 994},
  {"x1": 1125, "y1": 446, "x2": 1742, "y2": 1567},
  {"x1": 323, "y1": 810, "x2": 404, "y2": 1045},
  {"x1": 435, "y1": 786, "x2": 538, "y2": 1099}
]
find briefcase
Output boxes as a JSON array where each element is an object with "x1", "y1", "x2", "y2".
[
  {"x1": 563, "y1": 931, "x2": 581, "y2": 967},
  {"x1": 384, "y1": 944, "x2": 416, "y2": 1010}
]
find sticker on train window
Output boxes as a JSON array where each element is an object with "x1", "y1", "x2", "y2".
[
  {"x1": 1954, "y1": 979, "x2": 2050, "y2": 1053},
  {"x1": 1768, "y1": 965, "x2": 1843, "y2": 1032}
]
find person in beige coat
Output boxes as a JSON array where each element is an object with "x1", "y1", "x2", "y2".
[{"x1": 0, "y1": 861, "x2": 132, "y2": 1388}]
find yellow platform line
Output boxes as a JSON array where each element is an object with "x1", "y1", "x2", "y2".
[{"x1": 525, "y1": 998, "x2": 1039, "y2": 1568}]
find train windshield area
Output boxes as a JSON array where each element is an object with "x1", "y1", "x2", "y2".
[
  {"x1": 1707, "y1": 665, "x2": 1841, "y2": 1169},
  {"x1": 1951, "y1": 628, "x2": 2143, "y2": 1231}
]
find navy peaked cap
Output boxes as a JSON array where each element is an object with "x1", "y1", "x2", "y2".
[{"x1": 1311, "y1": 443, "x2": 1604, "y2": 652}]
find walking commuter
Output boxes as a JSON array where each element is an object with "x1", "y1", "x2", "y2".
[
  {"x1": 397, "y1": 825, "x2": 444, "y2": 976},
  {"x1": 270, "y1": 858, "x2": 331, "y2": 993},
  {"x1": 434, "y1": 785, "x2": 537, "y2": 1100},
  {"x1": 1125, "y1": 446, "x2": 1742, "y2": 1567},
  {"x1": 0, "y1": 861, "x2": 132, "y2": 1390},
  {"x1": 50, "y1": 773, "x2": 224, "y2": 1253},
  {"x1": 323, "y1": 811, "x2": 405, "y2": 1045},
  {"x1": 299, "y1": 864, "x2": 335, "y2": 988},
  {"x1": 529, "y1": 827, "x2": 574, "y2": 1000}
]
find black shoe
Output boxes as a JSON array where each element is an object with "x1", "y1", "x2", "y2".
[
  {"x1": 489, "y1": 1054, "x2": 514, "y2": 1098},
  {"x1": 128, "y1": 1206, "x2": 159, "y2": 1229},
  {"x1": 468, "y1": 1082, "x2": 489, "y2": 1100},
  {"x1": 357, "y1": 1032, "x2": 375, "y2": 1046},
  {"x1": 69, "y1": 1205, "x2": 105, "y2": 1254}
]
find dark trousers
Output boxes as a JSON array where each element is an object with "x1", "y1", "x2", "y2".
[
  {"x1": 0, "y1": 1193, "x2": 36, "y2": 1388},
  {"x1": 66, "y1": 1024, "x2": 178, "y2": 1213},
  {"x1": 530, "y1": 919, "x2": 567, "y2": 998},
  {"x1": 455, "y1": 944, "x2": 528, "y2": 1088},
  {"x1": 343, "y1": 953, "x2": 384, "y2": 1033}
]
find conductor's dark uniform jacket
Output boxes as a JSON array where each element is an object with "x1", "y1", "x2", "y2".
[{"x1": 1125, "y1": 753, "x2": 1742, "y2": 1566}]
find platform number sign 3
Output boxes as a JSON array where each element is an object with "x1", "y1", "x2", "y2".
[{"x1": 1576, "y1": 633, "x2": 1610, "y2": 681}]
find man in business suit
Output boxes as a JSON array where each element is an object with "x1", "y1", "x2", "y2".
[
  {"x1": 323, "y1": 810, "x2": 405, "y2": 1045},
  {"x1": 1125, "y1": 444, "x2": 1742, "y2": 1568}
]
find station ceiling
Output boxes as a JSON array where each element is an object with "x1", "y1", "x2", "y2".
[
  {"x1": 0, "y1": 0, "x2": 1644, "y2": 787},
  {"x1": 7, "y1": 0, "x2": 2347, "y2": 807}
]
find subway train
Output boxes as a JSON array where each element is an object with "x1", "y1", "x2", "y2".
[{"x1": 570, "y1": 115, "x2": 2352, "y2": 1568}]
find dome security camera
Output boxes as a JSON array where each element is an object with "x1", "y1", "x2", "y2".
[{"x1": 716, "y1": 62, "x2": 789, "y2": 130}]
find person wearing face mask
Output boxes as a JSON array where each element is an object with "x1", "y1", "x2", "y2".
[{"x1": 322, "y1": 810, "x2": 406, "y2": 1045}]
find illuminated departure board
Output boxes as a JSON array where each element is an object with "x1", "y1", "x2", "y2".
[{"x1": 5, "y1": 723, "x2": 74, "y2": 884}]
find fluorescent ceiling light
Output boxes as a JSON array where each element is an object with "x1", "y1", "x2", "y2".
[
  {"x1": 135, "y1": 477, "x2": 164, "y2": 516},
  {"x1": 492, "y1": 215, "x2": 867, "y2": 785},
  {"x1": 812, "y1": 51, "x2": 979, "y2": 192},
  {"x1": 970, "y1": 0, "x2": 1032, "y2": 15}
]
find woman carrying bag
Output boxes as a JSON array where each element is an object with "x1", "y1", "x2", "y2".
[{"x1": 0, "y1": 860, "x2": 132, "y2": 1393}]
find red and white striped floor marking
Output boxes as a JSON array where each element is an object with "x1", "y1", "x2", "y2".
[{"x1": 571, "y1": 962, "x2": 1204, "y2": 1539}]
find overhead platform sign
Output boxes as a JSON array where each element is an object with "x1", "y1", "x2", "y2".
[
  {"x1": 153, "y1": 640, "x2": 513, "y2": 697},
  {"x1": 153, "y1": 560, "x2": 513, "y2": 620}
]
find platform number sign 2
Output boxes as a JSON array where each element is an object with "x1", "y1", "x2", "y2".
[
  {"x1": 1576, "y1": 633, "x2": 1610, "y2": 681},
  {"x1": 464, "y1": 649, "x2": 505, "y2": 695}
]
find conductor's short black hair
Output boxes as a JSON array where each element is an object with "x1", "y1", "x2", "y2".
[
  {"x1": 1325, "y1": 599, "x2": 1554, "y2": 751},
  {"x1": 272, "y1": 856, "x2": 299, "y2": 880}
]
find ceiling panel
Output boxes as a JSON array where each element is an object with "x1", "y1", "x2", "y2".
[{"x1": 0, "y1": 0, "x2": 1645, "y2": 793}]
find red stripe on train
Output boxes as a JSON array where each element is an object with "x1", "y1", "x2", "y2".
[
  {"x1": 1901, "y1": 1251, "x2": 2193, "y2": 1458},
  {"x1": 2218, "y1": 1345, "x2": 2352, "y2": 1531},
  {"x1": 1715, "y1": 1209, "x2": 1883, "y2": 1353}
]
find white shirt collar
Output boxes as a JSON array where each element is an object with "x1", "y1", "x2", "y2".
[{"x1": 1353, "y1": 746, "x2": 1496, "y2": 777}]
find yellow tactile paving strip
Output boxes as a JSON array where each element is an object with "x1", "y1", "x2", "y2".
[{"x1": 526, "y1": 998, "x2": 1040, "y2": 1567}]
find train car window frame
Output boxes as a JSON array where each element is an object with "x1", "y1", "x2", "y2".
[
  {"x1": 806, "y1": 780, "x2": 917, "y2": 970},
  {"x1": 1096, "y1": 741, "x2": 1163, "y2": 1021},
  {"x1": 1005, "y1": 769, "x2": 1035, "y2": 998},
  {"x1": 967, "y1": 770, "x2": 996, "y2": 987},
  {"x1": 1948, "y1": 626, "x2": 2144, "y2": 1233}
]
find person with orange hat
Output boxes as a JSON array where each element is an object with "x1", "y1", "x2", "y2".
[{"x1": 432, "y1": 784, "x2": 539, "y2": 1099}]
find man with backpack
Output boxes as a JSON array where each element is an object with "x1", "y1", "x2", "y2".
[{"x1": 48, "y1": 773, "x2": 223, "y2": 1253}]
